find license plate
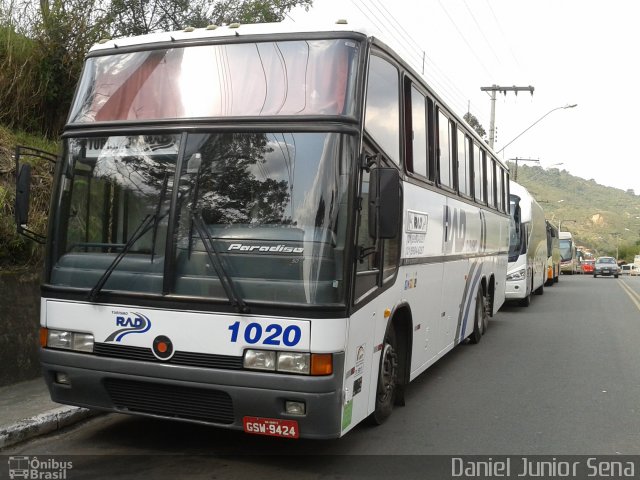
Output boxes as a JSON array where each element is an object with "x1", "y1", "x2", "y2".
[{"x1": 243, "y1": 416, "x2": 299, "y2": 439}]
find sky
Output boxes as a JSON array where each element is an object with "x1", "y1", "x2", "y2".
[{"x1": 287, "y1": 0, "x2": 640, "y2": 194}]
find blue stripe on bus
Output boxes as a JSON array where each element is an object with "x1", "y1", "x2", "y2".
[
  {"x1": 455, "y1": 261, "x2": 478, "y2": 344},
  {"x1": 459, "y1": 265, "x2": 483, "y2": 344}
]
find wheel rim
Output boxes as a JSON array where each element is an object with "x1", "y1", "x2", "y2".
[
  {"x1": 476, "y1": 295, "x2": 484, "y2": 334},
  {"x1": 378, "y1": 343, "x2": 397, "y2": 405}
]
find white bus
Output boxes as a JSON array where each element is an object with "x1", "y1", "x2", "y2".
[
  {"x1": 545, "y1": 220, "x2": 560, "y2": 285},
  {"x1": 506, "y1": 181, "x2": 547, "y2": 306},
  {"x1": 559, "y1": 231, "x2": 578, "y2": 274},
  {"x1": 15, "y1": 21, "x2": 509, "y2": 439}
]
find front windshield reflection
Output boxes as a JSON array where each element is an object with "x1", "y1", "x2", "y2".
[{"x1": 174, "y1": 132, "x2": 352, "y2": 306}]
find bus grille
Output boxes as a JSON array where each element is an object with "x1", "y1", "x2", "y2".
[
  {"x1": 104, "y1": 378, "x2": 234, "y2": 424},
  {"x1": 93, "y1": 343, "x2": 243, "y2": 369}
]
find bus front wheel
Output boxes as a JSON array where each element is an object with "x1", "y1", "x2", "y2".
[{"x1": 370, "y1": 327, "x2": 398, "y2": 425}]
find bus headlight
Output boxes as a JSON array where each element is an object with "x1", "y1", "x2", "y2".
[
  {"x1": 243, "y1": 349, "x2": 276, "y2": 371},
  {"x1": 244, "y1": 350, "x2": 332, "y2": 375},
  {"x1": 506, "y1": 268, "x2": 526, "y2": 281},
  {"x1": 43, "y1": 328, "x2": 94, "y2": 352},
  {"x1": 277, "y1": 352, "x2": 310, "y2": 374}
]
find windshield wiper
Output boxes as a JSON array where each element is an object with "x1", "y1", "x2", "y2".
[
  {"x1": 191, "y1": 212, "x2": 249, "y2": 314},
  {"x1": 87, "y1": 214, "x2": 155, "y2": 302}
]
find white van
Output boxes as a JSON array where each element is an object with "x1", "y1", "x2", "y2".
[{"x1": 621, "y1": 264, "x2": 639, "y2": 276}]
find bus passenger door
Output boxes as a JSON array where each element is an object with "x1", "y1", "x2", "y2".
[{"x1": 343, "y1": 145, "x2": 400, "y2": 433}]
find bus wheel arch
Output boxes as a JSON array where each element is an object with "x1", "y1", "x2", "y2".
[{"x1": 370, "y1": 305, "x2": 412, "y2": 425}]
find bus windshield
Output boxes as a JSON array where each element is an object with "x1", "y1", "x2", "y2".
[
  {"x1": 559, "y1": 239, "x2": 573, "y2": 261},
  {"x1": 508, "y1": 195, "x2": 523, "y2": 261},
  {"x1": 68, "y1": 39, "x2": 359, "y2": 123},
  {"x1": 49, "y1": 132, "x2": 353, "y2": 306}
]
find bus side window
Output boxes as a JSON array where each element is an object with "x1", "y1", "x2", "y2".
[
  {"x1": 473, "y1": 143, "x2": 485, "y2": 203},
  {"x1": 407, "y1": 84, "x2": 428, "y2": 178},
  {"x1": 457, "y1": 129, "x2": 471, "y2": 196},
  {"x1": 487, "y1": 158, "x2": 496, "y2": 208},
  {"x1": 364, "y1": 55, "x2": 400, "y2": 165},
  {"x1": 437, "y1": 110, "x2": 454, "y2": 188}
]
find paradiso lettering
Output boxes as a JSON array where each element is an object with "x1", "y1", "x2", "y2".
[{"x1": 228, "y1": 243, "x2": 303, "y2": 254}]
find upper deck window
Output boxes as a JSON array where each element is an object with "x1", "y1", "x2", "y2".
[{"x1": 69, "y1": 39, "x2": 360, "y2": 123}]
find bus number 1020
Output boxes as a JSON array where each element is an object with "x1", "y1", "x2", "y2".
[{"x1": 228, "y1": 321, "x2": 302, "y2": 346}]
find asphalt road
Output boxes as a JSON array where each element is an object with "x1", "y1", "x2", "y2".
[{"x1": 4, "y1": 274, "x2": 640, "y2": 479}]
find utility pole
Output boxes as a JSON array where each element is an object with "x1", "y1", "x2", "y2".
[
  {"x1": 480, "y1": 85, "x2": 535, "y2": 149},
  {"x1": 508, "y1": 157, "x2": 539, "y2": 181}
]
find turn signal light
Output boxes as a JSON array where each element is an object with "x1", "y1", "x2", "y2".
[{"x1": 311, "y1": 353, "x2": 333, "y2": 376}]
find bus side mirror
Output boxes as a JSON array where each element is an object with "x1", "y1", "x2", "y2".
[
  {"x1": 15, "y1": 163, "x2": 32, "y2": 227},
  {"x1": 369, "y1": 167, "x2": 400, "y2": 239},
  {"x1": 14, "y1": 146, "x2": 57, "y2": 244}
]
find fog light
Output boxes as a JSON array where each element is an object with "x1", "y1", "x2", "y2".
[
  {"x1": 285, "y1": 400, "x2": 306, "y2": 415},
  {"x1": 55, "y1": 372, "x2": 71, "y2": 385}
]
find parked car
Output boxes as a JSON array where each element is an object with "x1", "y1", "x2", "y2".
[
  {"x1": 582, "y1": 259, "x2": 595, "y2": 274},
  {"x1": 593, "y1": 256, "x2": 619, "y2": 278},
  {"x1": 621, "y1": 264, "x2": 639, "y2": 276}
]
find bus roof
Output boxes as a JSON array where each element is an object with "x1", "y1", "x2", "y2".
[
  {"x1": 87, "y1": 19, "x2": 508, "y2": 169},
  {"x1": 89, "y1": 20, "x2": 381, "y2": 52}
]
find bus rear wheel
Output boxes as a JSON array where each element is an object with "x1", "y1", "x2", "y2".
[
  {"x1": 469, "y1": 288, "x2": 486, "y2": 344},
  {"x1": 370, "y1": 327, "x2": 398, "y2": 425}
]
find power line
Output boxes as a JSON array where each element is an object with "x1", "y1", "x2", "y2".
[
  {"x1": 462, "y1": 0, "x2": 501, "y2": 65},
  {"x1": 437, "y1": 0, "x2": 494, "y2": 80},
  {"x1": 356, "y1": 0, "x2": 486, "y2": 119},
  {"x1": 483, "y1": 0, "x2": 523, "y2": 72}
]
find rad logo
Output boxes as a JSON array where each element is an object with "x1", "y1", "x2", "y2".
[{"x1": 105, "y1": 311, "x2": 151, "y2": 342}]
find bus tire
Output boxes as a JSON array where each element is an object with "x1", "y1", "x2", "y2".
[
  {"x1": 469, "y1": 288, "x2": 486, "y2": 344},
  {"x1": 534, "y1": 281, "x2": 544, "y2": 295},
  {"x1": 370, "y1": 326, "x2": 398, "y2": 425},
  {"x1": 519, "y1": 275, "x2": 532, "y2": 307}
]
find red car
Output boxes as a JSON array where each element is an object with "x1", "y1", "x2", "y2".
[{"x1": 582, "y1": 259, "x2": 595, "y2": 274}]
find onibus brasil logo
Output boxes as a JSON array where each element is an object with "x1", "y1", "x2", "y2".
[
  {"x1": 105, "y1": 311, "x2": 151, "y2": 342},
  {"x1": 8, "y1": 456, "x2": 72, "y2": 479}
]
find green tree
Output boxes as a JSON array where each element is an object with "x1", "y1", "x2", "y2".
[
  {"x1": 106, "y1": 0, "x2": 312, "y2": 37},
  {"x1": 463, "y1": 112, "x2": 486, "y2": 139}
]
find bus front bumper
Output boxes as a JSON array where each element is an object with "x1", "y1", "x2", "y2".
[
  {"x1": 40, "y1": 348, "x2": 345, "y2": 440},
  {"x1": 505, "y1": 279, "x2": 527, "y2": 300}
]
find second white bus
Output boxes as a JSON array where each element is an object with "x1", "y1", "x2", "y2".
[{"x1": 506, "y1": 181, "x2": 547, "y2": 306}]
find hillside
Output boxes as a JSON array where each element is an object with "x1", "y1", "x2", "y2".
[{"x1": 512, "y1": 163, "x2": 640, "y2": 261}]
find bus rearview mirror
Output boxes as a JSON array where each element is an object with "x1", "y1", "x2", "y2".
[{"x1": 369, "y1": 167, "x2": 400, "y2": 239}]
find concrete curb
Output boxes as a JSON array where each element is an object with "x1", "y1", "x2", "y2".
[{"x1": 0, "y1": 406, "x2": 99, "y2": 450}]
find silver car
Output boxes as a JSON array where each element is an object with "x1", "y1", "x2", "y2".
[{"x1": 593, "y1": 256, "x2": 619, "y2": 278}]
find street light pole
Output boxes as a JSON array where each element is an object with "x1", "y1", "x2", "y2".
[{"x1": 496, "y1": 104, "x2": 578, "y2": 154}]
